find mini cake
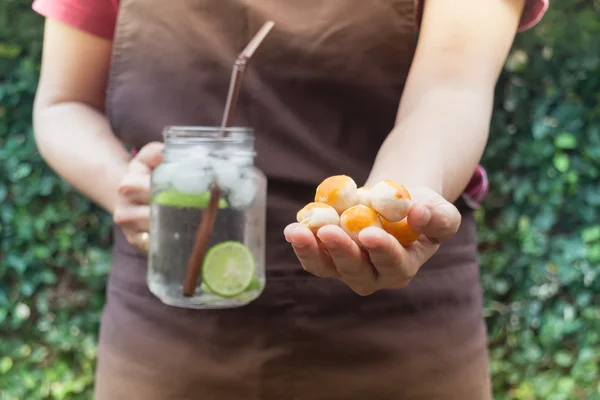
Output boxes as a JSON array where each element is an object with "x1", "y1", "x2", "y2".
[
  {"x1": 296, "y1": 202, "x2": 340, "y2": 231},
  {"x1": 369, "y1": 180, "x2": 412, "y2": 222},
  {"x1": 314, "y1": 175, "x2": 358, "y2": 214},
  {"x1": 380, "y1": 217, "x2": 420, "y2": 247},
  {"x1": 339, "y1": 205, "x2": 382, "y2": 245}
]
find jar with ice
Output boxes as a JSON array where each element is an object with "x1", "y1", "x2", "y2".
[{"x1": 148, "y1": 126, "x2": 266, "y2": 309}]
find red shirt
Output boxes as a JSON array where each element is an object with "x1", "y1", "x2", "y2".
[
  {"x1": 32, "y1": 0, "x2": 549, "y2": 206},
  {"x1": 33, "y1": 0, "x2": 549, "y2": 40},
  {"x1": 33, "y1": 0, "x2": 119, "y2": 40}
]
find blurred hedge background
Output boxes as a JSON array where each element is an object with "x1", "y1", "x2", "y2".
[{"x1": 1, "y1": 0, "x2": 599, "y2": 398}]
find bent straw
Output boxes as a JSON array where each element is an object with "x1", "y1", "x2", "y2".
[{"x1": 183, "y1": 21, "x2": 275, "y2": 297}]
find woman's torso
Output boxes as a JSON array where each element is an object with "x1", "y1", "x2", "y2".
[
  {"x1": 108, "y1": 0, "x2": 419, "y2": 272},
  {"x1": 95, "y1": 1, "x2": 492, "y2": 398}
]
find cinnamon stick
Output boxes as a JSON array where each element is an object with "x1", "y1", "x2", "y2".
[{"x1": 182, "y1": 186, "x2": 222, "y2": 296}]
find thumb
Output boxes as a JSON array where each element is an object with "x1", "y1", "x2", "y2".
[
  {"x1": 131, "y1": 142, "x2": 164, "y2": 172},
  {"x1": 406, "y1": 201, "x2": 461, "y2": 243}
]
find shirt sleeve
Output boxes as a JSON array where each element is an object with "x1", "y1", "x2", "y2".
[
  {"x1": 517, "y1": 0, "x2": 549, "y2": 31},
  {"x1": 32, "y1": 0, "x2": 119, "y2": 40},
  {"x1": 462, "y1": 165, "x2": 489, "y2": 209},
  {"x1": 415, "y1": 0, "x2": 549, "y2": 32}
]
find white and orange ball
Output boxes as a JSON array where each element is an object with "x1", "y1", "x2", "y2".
[
  {"x1": 355, "y1": 186, "x2": 372, "y2": 208},
  {"x1": 369, "y1": 180, "x2": 413, "y2": 222},
  {"x1": 339, "y1": 205, "x2": 382, "y2": 245},
  {"x1": 380, "y1": 217, "x2": 420, "y2": 247},
  {"x1": 296, "y1": 202, "x2": 340, "y2": 232},
  {"x1": 314, "y1": 175, "x2": 358, "y2": 214}
]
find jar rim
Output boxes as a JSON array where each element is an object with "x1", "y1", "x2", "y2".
[{"x1": 163, "y1": 126, "x2": 254, "y2": 142}]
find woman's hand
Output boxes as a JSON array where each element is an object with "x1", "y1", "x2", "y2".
[
  {"x1": 283, "y1": 187, "x2": 462, "y2": 296},
  {"x1": 113, "y1": 142, "x2": 164, "y2": 252}
]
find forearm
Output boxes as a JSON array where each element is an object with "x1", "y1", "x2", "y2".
[
  {"x1": 33, "y1": 102, "x2": 130, "y2": 214},
  {"x1": 366, "y1": 0, "x2": 525, "y2": 202},
  {"x1": 366, "y1": 84, "x2": 493, "y2": 202}
]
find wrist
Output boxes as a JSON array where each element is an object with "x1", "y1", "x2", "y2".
[
  {"x1": 366, "y1": 138, "x2": 446, "y2": 200},
  {"x1": 368, "y1": 89, "x2": 490, "y2": 202}
]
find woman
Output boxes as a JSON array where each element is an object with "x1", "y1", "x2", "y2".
[{"x1": 32, "y1": 0, "x2": 548, "y2": 399}]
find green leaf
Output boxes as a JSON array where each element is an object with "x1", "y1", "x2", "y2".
[
  {"x1": 0, "y1": 356, "x2": 13, "y2": 373},
  {"x1": 0, "y1": 43, "x2": 21, "y2": 59},
  {"x1": 554, "y1": 132, "x2": 578, "y2": 149},
  {"x1": 585, "y1": 244, "x2": 600, "y2": 262},
  {"x1": 0, "y1": 185, "x2": 7, "y2": 202},
  {"x1": 552, "y1": 153, "x2": 570, "y2": 172},
  {"x1": 555, "y1": 377, "x2": 576, "y2": 394},
  {"x1": 9, "y1": 163, "x2": 32, "y2": 182},
  {"x1": 553, "y1": 350, "x2": 574, "y2": 367},
  {"x1": 582, "y1": 226, "x2": 600, "y2": 243}
]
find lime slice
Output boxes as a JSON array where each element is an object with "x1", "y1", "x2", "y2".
[
  {"x1": 154, "y1": 189, "x2": 228, "y2": 209},
  {"x1": 202, "y1": 241, "x2": 255, "y2": 297},
  {"x1": 201, "y1": 277, "x2": 263, "y2": 295}
]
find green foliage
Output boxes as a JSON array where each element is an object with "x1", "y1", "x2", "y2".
[
  {"x1": 0, "y1": 1, "x2": 113, "y2": 399},
  {"x1": 0, "y1": 0, "x2": 599, "y2": 398},
  {"x1": 480, "y1": 1, "x2": 600, "y2": 398}
]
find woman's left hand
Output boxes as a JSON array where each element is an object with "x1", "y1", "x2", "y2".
[{"x1": 283, "y1": 187, "x2": 462, "y2": 296}]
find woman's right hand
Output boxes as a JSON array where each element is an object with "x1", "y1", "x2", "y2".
[{"x1": 113, "y1": 142, "x2": 164, "y2": 252}]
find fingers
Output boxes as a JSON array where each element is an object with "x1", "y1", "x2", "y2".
[
  {"x1": 317, "y1": 225, "x2": 377, "y2": 296},
  {"x1": 118, "y1": 142, "x2": 164, "y2": 205},
  {"x1": 130, "y1": 231, "x2": 150, "y2": 253},
  {"x1": 285, "y1": 223, "x2": 380, "y2": 296},
  {"x1": 113, "y1": 204, "x2": 151, "y2": 233},
  {"x1": 358, "y1": 227, "x2": 415, "y2": 290},
  {"x1": 112, "y1": 143, "x2": 164, "y2": 253},
  {"x1": 284, "y1": 224, "x2": 340, "y2": 279},
  {"x1": 404, "y1": 236, "x2": 439, "y2": 268},
  {"x1": 127, "y1": 143, "x2": 164, "y2": 177},
  {"x1": 285, "y1": 222, "x2": 437, "y2": 295},
  {"x1": 118, "y1": 173, "x2": 151, "y2": 204},
  {"x1": 114, "y1": 204, "x2": 151, "y2": 252},
  {"x1": 133, "y1": 142, "x2": 165, "y2": 169},
  {"x1": 283, "y1": 186, "x2": 460, "y2": 296},
  {"x1": 407, "y1": 201, "x2": 461, "y2": 244}
]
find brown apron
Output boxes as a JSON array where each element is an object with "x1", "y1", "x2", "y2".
[{"x1": 96, "y1": 0, "x2": 492, "y2": 398}]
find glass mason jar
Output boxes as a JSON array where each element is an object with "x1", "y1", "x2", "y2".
[{"x1": 147, "y1": 126, "x2": 266, "y2": 309}]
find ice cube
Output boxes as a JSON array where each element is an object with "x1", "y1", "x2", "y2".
[
  {"x1": 178, "y1": 146, "x2": 211, "y2": 169},
  {"x1": 211, "y1": 148, "x2": 254, "y2": 167},
  {"x1": 230, "y1": 154, "x2": 254, "y2": 167},
  {"x1": 171, "y1": 166, "x2": 214, "y2": 194},
  {"x1": 209, "y1": 155, "x2": 241, "y2": 191},
  {"x1": 152, "y1": 163, "x2": 177, "y2": 187},
  {"x1": 229, "y1": 151, "x2": 254, "y2": 167},
  {"x1": 229, "y1": 175, "x2": 257, "y2": 209}
]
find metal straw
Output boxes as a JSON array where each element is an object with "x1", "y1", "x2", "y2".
[{"x1": 183, "y1": 21, "x2": 275, "y2": 297}]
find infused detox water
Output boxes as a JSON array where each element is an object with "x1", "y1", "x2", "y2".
[{"x1": 147, "y1": 127, "x2": 266, "y2": 309}]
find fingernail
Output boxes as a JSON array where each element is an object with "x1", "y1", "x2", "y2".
[
  {"x1": 323, "y1": 241, "x2": 337, "y2": 249},
  {"x1": 317, "y1": 235, "x2": 337, "y2": 249},
  {"x1": 284, "y1": 225, "x2": 299, "y2": 243},
  {"x1": 359, "y1": 237, "x2": 380, "y2": 250},
  {"x1": 422, "y1": 206, "x2": 432, "y2": 222},
  {"x1": 414, "y1": 207, "x2": 431, "y2": 229},
  {"x1": 292, "y1": 242, "x2": 306, "y2": 248},
  {"x1": 360, "y1": 240, "x2": 374, "y2": 249}
]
